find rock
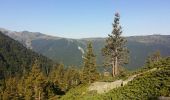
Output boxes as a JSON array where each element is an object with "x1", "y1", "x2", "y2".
[
  {"x1": 88, "y1": 68, "x2": 158, "y2": 94},
  {"x1": 158, "y1": 96, "x2": 170, "y2": 100},
  {"x1": 88, "y1": 80, "x2": 123, "y2": 94},
  {"x1": 103, "y1": 71, "x2": 110, "y2": 77}
]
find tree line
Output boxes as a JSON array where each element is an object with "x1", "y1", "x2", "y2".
[{"x1": 0, "y1": 13, "x2": 132, "y2": 99}]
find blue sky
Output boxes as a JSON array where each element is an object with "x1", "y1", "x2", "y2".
[{"x1": 0, "y1": 0, "x2": 170, "y2": 38}]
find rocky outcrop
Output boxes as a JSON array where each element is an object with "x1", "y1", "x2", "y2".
[
  {"x1": 88, "y1": 68, "x2": 157, "y2": 94},
  {"x1": 89, "y1": 80, "x2": 123, "y2": 94},
  {"x1": 158, "y1": 96, "x2": 170, "y2": 100}
]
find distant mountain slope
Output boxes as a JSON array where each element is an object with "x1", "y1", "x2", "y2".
[
  {"x1": 0, "y1": 28, "x2": 61, "y2": 49},
  {"x1": 126, "y1": 37, "x2": 170, "y2": 69},
  {"x1": 1, "y1": 28, "x2": 170, "y2": 70},
  {"x1": 32, "y1": 38, "x2": 83, "y2": 66},
  {"x1": 0, "y1": 31, "x2": 53, "y2": 78}
]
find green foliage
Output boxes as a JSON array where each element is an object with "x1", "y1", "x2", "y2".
[
  {"x1": 145, "y1": 50, "x2": 162, "y2": 69},
  {"x1": 63, "y1": 66, "x2": 81, "y2": 90},
  {"x1": 97, "y1": 69, "x2": 170, "y2": 99},
  {"x1": 99, "y1": 76, "x2": 115, "y2": 82},
  {"x1": 0, "y1": 31, "x2": 83, "y2": 99},
  {"x1": 60, "y1": 84, "x2": 89, "y2": 100},
  {"x1": 50, "y1": 64, "x2": 65, "y2": 88},
  {"x1": 0, "y1": 31, "x2": 53, "y2": 78},
  {"x1": 102, "y1": 13, "x2": 129, "y2": 76},
  {"x1": 0, "y1": 32, "x2": 56, "y2": 99},
  {"x1": 49, "y1": 64, "x2": 81, "y2": 92},
  {"x1": 99, "y1": 67, "x2": 129, "y2": 82},
  {"x1": 24, "y1": 61, "x2": 46, "y2": 100},
  {"x1": 1, "y1": 29, "x2": 170, "y2": 100},
  {"x1": 44, "y1": 82, "x2": 64, "y2": 99},
  {"x1": 118, "y1": 66, "x2": 130, "y2": 79},
  {"x1": 61, "y1": 57, "x2": 170, "y2": 100},
  {"x1": 2, "y1": 77, "x2": 20, "y2": 100},
  {"x1": 82, "y1": 42, "x2": 99, "y2": 84}
]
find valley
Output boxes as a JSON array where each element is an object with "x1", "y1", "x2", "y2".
[
  {"x1": 0, "y1": 26, "x2": 170, "y2": 100},
  {"x1": 1, "y1": 28, "x2": 170, "y2": 70},
  {"x1": 1, "y1": 1, "x2": 170, "y2": 99}
]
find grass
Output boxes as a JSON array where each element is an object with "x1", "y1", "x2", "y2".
[{"x1": 60, "y1": 58, "x2": 170, "y2": 100}]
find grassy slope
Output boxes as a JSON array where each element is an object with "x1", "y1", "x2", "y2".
[{"x1": 60, "y1": 58, "x2": 170, "y2": 100}]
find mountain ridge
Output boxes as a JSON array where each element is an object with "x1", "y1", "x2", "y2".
[{"x1": 1, "y1": 28, "x2": 170, "y2": 70}]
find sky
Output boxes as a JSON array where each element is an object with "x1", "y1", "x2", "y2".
[{"x1": 0, "y1": 0, "x2": 170, "y2": 38}]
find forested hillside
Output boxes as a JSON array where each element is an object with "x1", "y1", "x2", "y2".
[
  {"x1": 1, "y1": 0, "x2": 170, "y2": 99},
  {"x1": 0, "y1": 17, "x2": 170, "y2": 100},
  {"x1": 0, "y1": 31, "x2": 53, "y2": 77},
  {"x1": 0, "y1": 31, "x2": 82, "y2": 99},
  {"x1": 1, "y1": 28, "x2": 170, "y2": 70}
]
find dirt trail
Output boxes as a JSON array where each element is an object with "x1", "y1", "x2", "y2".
[{"x1": 88, "y1": 68, "x2": 157, "y2": 94}]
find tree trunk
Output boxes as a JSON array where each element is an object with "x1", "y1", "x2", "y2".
[
  {"x1": 34, "y1": 86, "x2": 38, "y2": 100},
  {"x1": 38, "y1": 91, "x2": 41, "y2": 100},
  {"x1": 112, "y1": 61, "x2": 115, "y2": 77},
  {"x1": 115, "y1": 48, "x2": 118, "y2": 76},
  {"x1": 115, "y1": 56, "x2": 118, "y2": 75}
]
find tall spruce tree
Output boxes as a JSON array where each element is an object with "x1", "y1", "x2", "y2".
[
  {"x1": 102, "y1": 13, "x2": 129, "y2": 77},
  {"x1": 82, "y1": 42, "x2": 98, "y2": 84},
  {"x1": 24, "y1": 60, "x2": 46, "y2": 100}
]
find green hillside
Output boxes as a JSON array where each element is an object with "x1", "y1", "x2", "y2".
[
  {"x1": 0, "y1": 31, "x2": 53, "y2": 78},
  {"x1": 0, "y1": 31, "x2": 83, "y2": 99},
  {"x1": 1, "y1": 28, "x2": 170, "y2": 70},
  {"x1": 60, "y1": 57, "x2": 170, "y2": 100},
  {"x1": 31, "y1": 35, "x2": 170, "y2": 70},
  {"x1": 32, "y1": 38, "x2": 83, "y2": 66},
  {"x1": 0, "y1": 30, "x2": 170, "y2": 100}
]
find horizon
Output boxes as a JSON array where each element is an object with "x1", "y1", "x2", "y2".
[
  {"x1": 1, "y1": 27, "x2": 169, "y2": 39},
  {"x1": 0, "y1": 0, "x2": 170, "y2": 38}
]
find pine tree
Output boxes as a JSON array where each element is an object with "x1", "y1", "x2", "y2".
[
  {"x1": 50, "y1": 64, "x2": 64, "y2": 89},
  {"x1": 3, "y1": 77, "x2": 19, "y2": 99},
  {"x1": 146, "y1": 50, "x2": 162, "y2": 69},
  {"x1": 24, "y1": 60, "x2": 46, "y2": 100},
  {"x1": 102, "y1": 13, "x2": 129, "y2": 77},
  {"x1": 150, "y1": 50, "x2": 161, "y2": 62},
  {"x1": 63, "y1": 66, "x2": 81, "y2": 90},
  {"x1": 82, "y1": 42, "x2": 98, "y2": 84}
]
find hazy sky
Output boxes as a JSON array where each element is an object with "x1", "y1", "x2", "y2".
[{"x1": 0, "y1": 0, "x2": 170, "y2": 38}]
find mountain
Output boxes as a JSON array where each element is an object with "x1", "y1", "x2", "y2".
[
  {"x1": 0, "y1": 28, "x2": 62, "y2": 49},
  {"x1": 1, "y1": 28, "x2": 170, "y2": 70},
  {"x1": 0, "y1": 31, "x2": 53, "y2": 79}
]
